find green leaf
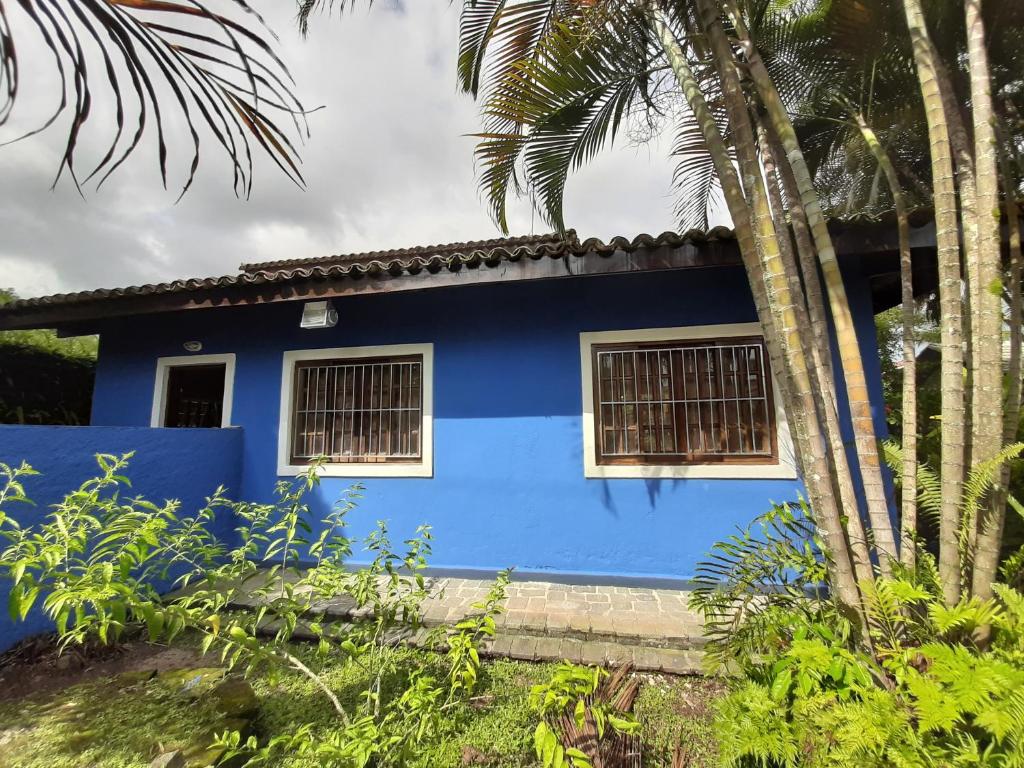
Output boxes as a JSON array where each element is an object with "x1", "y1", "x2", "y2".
[
  {"x1": 573, "y1": 698, "x2": 586, "y2": 728},
  {"x1": 771, "y1": 668, "x2": 793, "y2": 701},
  {"x1": 7, "y1": 586, "x2": 21, "y2": 622},
  {"x1": 534, "y1": 721, "x2": 549, "y2": 760}
]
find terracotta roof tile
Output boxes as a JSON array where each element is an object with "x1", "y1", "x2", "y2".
[
  {"x1": 238, "y1": 231, "x2": 576, "y2": 273},
  {"x1": 1, "y1": 228, "x2": 736, "y2": 314}
]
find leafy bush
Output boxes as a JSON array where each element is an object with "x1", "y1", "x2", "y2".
[
  {"x1": 692, "y1": 502, "x2": 1024, "y2": 767},
  {"x1": 0, "y1": 454, "x2": 510, "y2": 767},
  {"x1": 689, "y1": 498, "x2": 840, "y2": 675}
]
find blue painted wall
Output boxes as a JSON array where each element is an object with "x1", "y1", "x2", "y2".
[
  {"x1": 86, "y1": 264, "x2": 888, "y2": 582},
  {"x1": 0, "y1": 425, "x2": 243, "y2": 650}
]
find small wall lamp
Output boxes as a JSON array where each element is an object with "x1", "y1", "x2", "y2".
[{"x1": 300, "y1": 300, "x2": 338, "y2": 329}]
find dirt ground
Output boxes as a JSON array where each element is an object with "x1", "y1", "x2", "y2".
[{"x1": 0, "y1": 634, "x2": 204, "y2": 703}]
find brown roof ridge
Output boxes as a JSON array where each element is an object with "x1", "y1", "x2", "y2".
[{"x1": 238, "y1": 230, "x2": 579, "y2": 274}]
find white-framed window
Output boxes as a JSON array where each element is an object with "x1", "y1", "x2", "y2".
[
  {"x1": 277, "y1": 343, "x2": 434, "y2": 478},
  {"x1": 151, "y1": 353, "x2": 236, "y2": 429},
  {"x1": 579, "y1": 324, "x2": 797, "y2": 479}
]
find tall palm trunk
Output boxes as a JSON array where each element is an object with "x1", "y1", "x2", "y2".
[
  {"x1": 901, "y1": 0, "x2": 966, "y2": 606},
  {"x1": 696, "y1": 0, "x2": 868, "y2": 616},
  {"x1": 759, "y1": 119, "x2": 875, "y2": 586},
  {"x1": 766, "y1": 130, "x2": 835, "y2": 390},
  {"x1": 855, "y1": 115, "x2": 918, "y2": 571},
  {"x1": 993, "y1": 131, "x2": 1023, "y2": 562},
  {"x1": 934, "y1": 56, "x2": 980, "y2": 499},
  {"x1": 966, "y1": 0, "x2": 1007, "y2": 601},
  {"x1": 648, "y1": 8, "x2": 864, "y2": 619},
  {"x1": 724, "y1": 0, "x2": 898, "y2": 575}
]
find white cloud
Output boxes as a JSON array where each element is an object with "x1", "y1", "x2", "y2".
[
  {"x1": 0, "y1": 254, "x2": 61, "y2": 297},
  {"x1": 0, "y1": 1, "x2": 689, "y2": 298}
]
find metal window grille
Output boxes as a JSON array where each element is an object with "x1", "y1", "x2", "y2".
[
  {"x1": 593, "y1": 338, "x2": 776, "y2": 464},
  {"x1": 174, "y1": 398, "x2": 221, "y2": 428},
  {"x1": 291, "y1": 355, "x2": 422, "y2": 464}
]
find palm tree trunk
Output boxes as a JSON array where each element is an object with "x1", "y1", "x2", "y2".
[
  {"x1": 992, "y1": 129, "x2": 1023, "y2": 560},
  {"x1": 759, "y1": 119, "x2": 875, "y2": 586},
  {"x1": 934, "y1": 56, "x2": 980, "y2": 502},
  {"x1": 697, "y1": 0, "x2": 870, "y2": 616},
  {"x1": 901, "y1": 0, "x2": 966, "y2": 606},
  {"x1": 723, "y1": 0, "x2": 898, "y2": 575},
  {"x1": 967, "y1": 0, "x2": 1007, "y2": 602},
  {"x1": 649, "y1": 7, "x2": 864, "y2": 619},
  {"x1": 765, "y1": 129, "x2": 835, "y2": 391},
  {"x1": 855, "y1": 115, "x2": 918, "y2": 571}
]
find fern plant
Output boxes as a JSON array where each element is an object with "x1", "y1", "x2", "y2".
[
  {"x1": 884, "y1": 439, "x2": 1024, "y2": 587},
  {"x1": 692, "y1": 486, "x2": 1024, "y2": 767},
  {"x1": 715, "y1": 580, "x2": 1024, "y2": 767},
  {"x1": 1001, "y1": 497, "x2": 1024, "y2": 590}
]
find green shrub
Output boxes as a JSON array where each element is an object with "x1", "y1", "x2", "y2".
[
  {"x1": 0, "y1": 454, "x2": 510, "y2": 767},
  {"x1": 0, "y1": 291, "x2": 96, "y2": 425},
  {"x1": 692, "y1": 502, "x2": 1024, "y2": 767}
]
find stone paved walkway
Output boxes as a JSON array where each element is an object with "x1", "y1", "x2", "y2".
[
  {"x1": 292, "y1": 576, "x2": 709, "y2": 675},
  {"x1": 419, "y1": 578, "x2": 704, "y2": 648}
]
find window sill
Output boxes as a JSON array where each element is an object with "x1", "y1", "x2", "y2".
[
  {"x1": 583, "y1": 460, "x2": 798, "y2": 480},
  {"x1": 277, "y1": 462, "x2": 433, "y2": 478}
]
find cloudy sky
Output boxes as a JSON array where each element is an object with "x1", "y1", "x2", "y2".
[{"x1": 0, "y1": 1, "x2": 690, "y2": 298}]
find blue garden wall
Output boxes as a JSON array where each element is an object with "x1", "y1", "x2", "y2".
[
  {"x1": 0, "y1": 425, "x2": 243, "y2": 651},
  {"x1": 88, "y1": 263, "x2": 889, "y2": 583}
]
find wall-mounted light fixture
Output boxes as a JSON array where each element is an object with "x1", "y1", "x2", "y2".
[
  {"x1": 300, "y1": 300, "x2": 338, "y2": 329},
  {"x1": 183, "y1": 340, "x2": 203, "y2": 352}
]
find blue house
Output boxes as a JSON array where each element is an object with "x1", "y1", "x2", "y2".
[{"x1": 0, "y1": 228, "x2": 916, "y2": 584}]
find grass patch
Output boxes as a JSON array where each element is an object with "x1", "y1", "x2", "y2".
[
  {"x1": 0, "y1": 644, "x2": 721, "y2": 768},
  {"x1": 0, "y1": 671, "x2": 226, "y2": 768},
  {"x1": 635, "y1": 673, "x2": 724, "y2": 767}
]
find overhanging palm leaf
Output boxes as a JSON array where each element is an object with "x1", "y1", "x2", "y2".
[
  {"x1": 670, "y1": 79, "x2": 728, "y2": 231},
  {"x1": 475, "y1": 4, "x2": 667, "y2": 231},
  {"x1": 459, "y1": 0, "x2": 576, "y2": 99},
  {"x1": 462, "y1": 0, "x2": 745, "y2": 235},
  {"x1": 458, "y1": 0, "x2": 508, "y2": 98},
  {"x1": 464, "y1": 0, "x2": 597, "y2": 231},
  {"x1": 0, "y1": 0, "x2": 307, "y2": 197}
]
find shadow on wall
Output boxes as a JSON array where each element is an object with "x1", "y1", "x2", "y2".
[{"x1": 0, "y1": 425, "x2": 243, "y2": 652}]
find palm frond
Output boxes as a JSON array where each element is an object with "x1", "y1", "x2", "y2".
[
  {"x1": 0, "y1": 0, "x2": 307, "y2": 197},
  {"x1": 475, "y1": 5, "x2": 656, "y2": 231},
  {"x1": 472, "y1": 0, "x2": 571, "y2": 99},
  {"x1": 458, "y1": 0, "x2": 507, "y2": 97},
  {"x1": 473, "y1": 131, "x2": 528, "y2": 233},
  {"x1": 670, "y1": 99, "x2": 726, "y2": 231},
  {"x1": 690, "y1": 497, "x2": 836, "y2": 673}
]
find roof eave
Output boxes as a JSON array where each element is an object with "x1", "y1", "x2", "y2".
[{"x1": 0, "y1": 239, "x2": 742, "y2": 331}]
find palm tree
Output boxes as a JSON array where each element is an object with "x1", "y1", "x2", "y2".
[
  {"x1": 448, "y1": 0, "x2": 910, "y2": 618},
  {"x1": 740, "y1": 0, "x2": 1022, "y2": 602},
  {"x1": 651, "y1": 4, "x2": 867, "y2": 612},
  {"x1": 437, "y1": 0, "x2": 1024, "y2": 611},
  {"x1": 0, "y1": 0, "x2": 306, "y2": 196}
]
